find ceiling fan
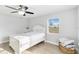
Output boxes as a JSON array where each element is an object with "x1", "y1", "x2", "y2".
[{"x1": 5, "y1": 5, "x2": 34, "y2": 16}]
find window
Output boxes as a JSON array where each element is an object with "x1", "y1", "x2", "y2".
[{"x1": 47, "y1": 17, "x2": 59, "y2": 33}]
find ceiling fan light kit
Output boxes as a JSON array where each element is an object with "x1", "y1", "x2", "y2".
[{"x1": 18, "y1": 11, "x2": 25, "y2": 15}]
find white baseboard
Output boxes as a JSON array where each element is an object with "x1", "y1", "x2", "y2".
[
  {"x1": 0, "y1": 40, "x2": 9, "y2": 44},
  {"x1": 45, "y1": 40, "x2": 58, "y2": 46}
]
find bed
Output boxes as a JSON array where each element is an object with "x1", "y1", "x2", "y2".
[{"x1": 9, "y1": 25, "x2": 45, "y2": 53}]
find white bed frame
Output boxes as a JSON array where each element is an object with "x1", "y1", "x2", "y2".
[
  {"x1": 9, "y1": 25, "x2": 45, "y2": 54},
  {"x1": 9, "y1": 35, "x2": 45, "y2": 54}
]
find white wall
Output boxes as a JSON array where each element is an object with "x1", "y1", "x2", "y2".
[
  {"x1": 78, "y1": 7, "x2": 79, "y2": 41},
  {"x1": 29, "y1": 8, "x2": 77, "y2": 45},
  {"x1": 77, "y1": 6, "x2": 79, "y2": 53},
  {"x1": 0, "y1": 14, "x2": 28, "y2": 43}
]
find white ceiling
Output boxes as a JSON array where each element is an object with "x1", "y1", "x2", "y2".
[{"x1": 0, "y1": 5, "x2": 77, "y2": 18}]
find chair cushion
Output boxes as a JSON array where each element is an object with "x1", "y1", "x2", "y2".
[{"x1": 59, "y1": 37, "x2": 74, "y2": 46}]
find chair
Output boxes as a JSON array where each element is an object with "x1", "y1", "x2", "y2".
[{"x1": 59, "y1": 37, "x2": 76, "y2": 54}]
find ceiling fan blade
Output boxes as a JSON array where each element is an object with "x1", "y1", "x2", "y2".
[
  {"x1": 11, "y1": 11, "x2": 18, "y2": 13},
  {"x1": 25, "y1": 11, "x2": 34, "y2": 14},
  {"x1": 23, "y1": 13, "x2": 26, "y2": 16},
  {"x1": 5, "y1": 6, "x2": 18, "y2": 10}
]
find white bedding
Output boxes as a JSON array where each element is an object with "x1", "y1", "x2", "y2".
[
  {"x1": 11, "y1": 32, "x2": 45, "y2": 45},
  {"x1": 9, "y1": 31, "x2": 45, "y2": 53},
  {"x1": 10, "y1": 31, "x2": 45, "y2": 41}
]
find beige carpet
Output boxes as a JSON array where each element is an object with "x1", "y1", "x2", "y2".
[
  {"x1": 23, "y1": 42, "x2": 62, "y2": 54},
  {"x1": 0, "y1": 42, "x2": 63, "y2": 54}
]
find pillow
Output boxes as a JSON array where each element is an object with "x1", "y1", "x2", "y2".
[
  {"x1": 65, "y1": 45, "x2": 75, "y2": 48},
  {"x1": 59, "y1": 37, "x2": 74, "y2": 46},
  {"x1": 63, "y1": 40, "x2": 74, "y2": 45},
  {"x1": 32, "y1": 25, "x2": 45, "y2": 32},
  {"x1": 64, "y1": 43, "x2": 74, "y2": 47}
]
